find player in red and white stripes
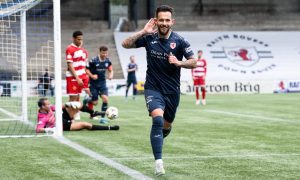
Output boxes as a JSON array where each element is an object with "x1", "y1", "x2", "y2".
[
  {"x1": 65, "y1": 31, "x2": 90, "y2": 120},
  {"x1": 192, "y1": 50, "x2": 207, "y2": 105},
  {"x1": 65, "y1": 31, "x2": 89, "y2": 99}
]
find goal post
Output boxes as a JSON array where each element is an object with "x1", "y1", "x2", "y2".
[
  {"x1": 0, "y1": 0, "x2": 62, "y2": 137},
  {"x1": 53, "y1": 0, "x2": 62, "y2": 136}
]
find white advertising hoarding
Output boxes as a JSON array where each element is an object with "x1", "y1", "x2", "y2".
[{"x1": 0, "y1": 79, "x2": 133, "y2": 97}]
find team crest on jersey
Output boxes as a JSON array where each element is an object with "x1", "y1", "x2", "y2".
[
  {"x1": 72, "y1": 85, "x2": 77, "y2": 90},
  {"x1": 105, "y1": 63, "x2": 109, "y2": 67},
  {"x1": 170, "y1": 42, "x2": 176, "y2": 49}
]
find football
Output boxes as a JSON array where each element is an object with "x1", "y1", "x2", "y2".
[{"x1": 106, "y1": 106, "x2": 119, "y2": 120}]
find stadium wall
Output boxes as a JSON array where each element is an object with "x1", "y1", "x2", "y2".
[
  {"x1": 0, "y1": 79, "x2": 129, "y2": 97},
  {"x1": 0, "y1": 78, "x2": 299, "y2": 97}
]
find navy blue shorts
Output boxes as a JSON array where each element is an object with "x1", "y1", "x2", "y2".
[
  {"x1": 90, "y1": 85, "x2": 108, "y2": 101},
  {"x1": 144, "y1": 89, "x2": 180, "y2": 123},
  {"x1": 127, "y1": 78, "x2": 137, "y2": 87}
]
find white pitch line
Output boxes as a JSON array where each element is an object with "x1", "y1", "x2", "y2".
[
  {"x1": 0, "y1": 108, "x2": 21, "y2": 120},
  {"x1": 0, "y1": 134, "x2": 49, "y2": 138},
  {"x1": 0, "y1": 119, "x2": 19, "y2": 121},
  {"x1": 55, "y1": 136, "x2": 152, "y2": 180},
  {"x1": 122, "y1": 109, "x2": 299, "y2": 124},
  {"x1": 110, "y1": 153, "x2": 300, "y2": 160},
  {"x1": 202, "y1": 109, "x2": 299, "y2": 123},
  {"x1": 0, "y1": 107, "x2": 35, "y2": 126}
]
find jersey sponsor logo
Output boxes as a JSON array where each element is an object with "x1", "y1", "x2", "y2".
[
  {"x1": 197, "y1": 61, "x2": 205, "y2": 66},
  {"x1": 73, "y1": 50, "x2": 86, "y2": 59},
  {"x1": 170, "y1": 42, "x2": 176, "y2": 49},
  {"x1": 150, "y1": 50, "x2": 169, "y2": 60}
]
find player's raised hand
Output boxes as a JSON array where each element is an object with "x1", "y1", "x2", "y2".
[
  {"x1": 122, "y1": 18, "x2": 156, "y2": 49},
  {"x1": 143, "y1": 18, "x2": 157, "y2": 34}
]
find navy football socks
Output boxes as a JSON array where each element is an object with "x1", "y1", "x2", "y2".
[{"x1": 150, "y1": 116, "x2": 164, "y2": 160}]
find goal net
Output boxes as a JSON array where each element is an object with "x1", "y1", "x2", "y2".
[{"x1": 0, "y1": 0, "x2": 62, "y2": 137}]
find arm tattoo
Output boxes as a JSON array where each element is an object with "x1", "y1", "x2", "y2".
[
  {"x1": 180, "y1": 58, "x2": 197, "y2": 69},
  {"x1": 122, "y1": 30, "x2": 145, "y2": 49}
]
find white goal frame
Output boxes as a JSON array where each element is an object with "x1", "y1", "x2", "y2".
[{"x1": 0, "y1": 0, "x2": 62, "y2": 137}]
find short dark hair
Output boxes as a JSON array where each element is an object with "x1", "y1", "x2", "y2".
[
  {"x1": 198, "y1": 50, "x2": 203, "y2": 53},
  {"x1": 99, "y1": 46, "x2": 108, "y2": 52},
  {"x1": 73, "y1": 31, "x2": 83, "y2": 38},
  {"x1": 38, "y1": 98, "x2": 48, "y2": 108},
  {"x1": 156, "y1": 5, "x2": 174, "y2": 17}
]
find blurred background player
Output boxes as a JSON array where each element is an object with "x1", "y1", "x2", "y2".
[
  {"x1": 65, "y1": 31, "x2": 90, "y2": 120},
  {"x1": 122, "y1": 5, "x2": 196, "y2": 176},
  {"x1": 86, "y1": 46, "x2": 114, "y2": 124},
  {"x1": 125, "y1": 55, "x2": 138, "y2": 100},
  {"x1": 192, "y1": 50, "x2": 207, "y2": 105},
  {"x1": 38, "y1": 68, "x2": 53, "y2": 96},
  {"x1": 36, "y1": 98, "x2": 119, "y2": 134}
]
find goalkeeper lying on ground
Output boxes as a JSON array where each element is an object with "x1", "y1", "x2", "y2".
[{"x1": 36, "y1": 97, "x2": 119, "y2": 134}]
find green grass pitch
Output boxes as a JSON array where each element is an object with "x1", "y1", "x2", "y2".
[{"x1": 0, "y1": 93, "x2": 299, "y2": 179}]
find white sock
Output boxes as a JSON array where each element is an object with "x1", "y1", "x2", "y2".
[{"x1": 155, "y1": 159, "x2": 163, "y2": 164}]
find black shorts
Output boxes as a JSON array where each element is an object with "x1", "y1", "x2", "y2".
[
  {"x1": 144, "y1": 89, "x2": 180, "y2": 123},
  {"x1": 63, "y1": 118, "x2": 72, "y2": 131}
]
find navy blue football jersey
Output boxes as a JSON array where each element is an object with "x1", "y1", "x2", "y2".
[
  {"x1": 135, "y1": 31, "x2": 194, "y2": 94},
  {"x1": 127, "y1": 63, "x2": 137, "y2": 80},
  {"x1": 87, "y1": 56, "x2": 112, "y2": 87}
]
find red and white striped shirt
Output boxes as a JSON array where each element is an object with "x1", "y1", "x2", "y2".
[
  {"x1": 65, "y1": 43, "x2": 88, "y2": 79},
  {"x1": 192, "y1": 58, "x2": 207, "y2": 78}
]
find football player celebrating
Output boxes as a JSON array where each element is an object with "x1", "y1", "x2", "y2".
[{"x1": 122, "y1": 5, "x2": 196, "y2": 176}]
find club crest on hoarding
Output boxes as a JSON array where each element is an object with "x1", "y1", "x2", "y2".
[
  {"x1": 223, "y1": 47, "x2": 259, "y2": 67},
  {"x1": 207, "y1": 34, "x2": 274, "y2": 74}
]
